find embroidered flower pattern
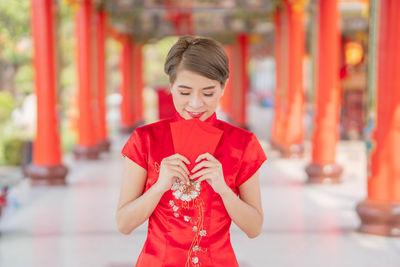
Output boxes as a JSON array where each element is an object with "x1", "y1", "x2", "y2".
[
  {"x1": 168, "y1": 185, "x2": 207, "y2": 267},
  {"x1": 171, "y1": 179, "x2": 201, "y2": 202}
]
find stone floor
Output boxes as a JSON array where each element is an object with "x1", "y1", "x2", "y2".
[{"x1": 0, "y1": 104, "x2": 399, "y2": 267}]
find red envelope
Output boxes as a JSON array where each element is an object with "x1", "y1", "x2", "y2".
[{"x1": 170, "y1": 119, "x2": 223, "y2": 170}]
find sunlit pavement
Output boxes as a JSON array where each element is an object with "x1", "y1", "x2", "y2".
[{"x1": 0, "y1": 104, "x2": 400, "y2": 267}]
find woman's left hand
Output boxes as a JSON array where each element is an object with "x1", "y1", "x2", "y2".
[{"x1": 190, "y1": 153, "x2": 229, "y2": 195}]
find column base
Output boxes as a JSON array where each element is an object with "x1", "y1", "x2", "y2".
[
  {"x1": 73, "y1": 145, "x2": 100, "y2": 160},
  {"x1": 269, "y1": 139, "x2": 280, "y2": 151},
  {"x1": 98, "y1": 139, "x2": 111, "y2": 152},
  {"x1": 305, "y1": 163, "x2": 343, "y2": 184},
  {"x1": 270, "y1": 140, "x2": 304, "y2": 158},
  {"x1": 27, "y1": 164, "x2": 68, "y2": 186},
  {"x1": 356, "y1": 200, "x2": 400, "y2": 237}
]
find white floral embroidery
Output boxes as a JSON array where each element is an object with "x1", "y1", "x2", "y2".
[
  {"x1": 171, "y1": 179, "x2": 201, "y2": 202},
  {"x1": 174, "y1": 213, "x2": 179, "y2": 218},
  {"x1": 192, "y1": 257, "x2": 199, "y2": 264},
  {"x1": 172, "y1": 190, "x2": 183, "y2": 199},
  {"x1": 169, "y1": 200, "x2": 174, "y2": 206},
  {"x1": 184, "y1": 216, "x2": 191, "y2": 222},
  {"x1": 193, "y1": 245, "x2": 200, "y2": 252},
  {"x1": 199, "y1": 230, "x2": 207, "y2": 237},
  {"x1": 173, "y1": 205, "x2": 179, "y2": 212},
  {"x1": 192, "y1": 226, "x2": 198, "y2": 232}
]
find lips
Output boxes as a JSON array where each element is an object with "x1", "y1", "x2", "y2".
[{"x1": 186, "y1": 111, "x2": 205, "y2": 119}]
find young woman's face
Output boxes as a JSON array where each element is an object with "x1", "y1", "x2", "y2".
[{"x1": 170, "y1": 69, "x2": 225, "y2": 121}]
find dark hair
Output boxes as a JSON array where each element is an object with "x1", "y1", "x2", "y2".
[{"x1": 164, "y1": 36, "x2": 229, "y2": 86}]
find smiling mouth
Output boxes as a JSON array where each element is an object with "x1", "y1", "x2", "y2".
[{"x1": 187, "y1": 111, "x2": 205, "y2": 118}]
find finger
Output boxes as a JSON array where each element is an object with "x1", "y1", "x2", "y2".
[
  {"x1": 191, "y1": 169, "x2": 214, "y2": 180},
  {"x1": 196, "y1": 175, "x2": 211, "y2": 184},
  {"x1": 172, "y1": 174, "x2": 187, "y2": 184},
  {"x1": 195, "y1": 153, "x2": 215, "y2": 163},
  {"x1": 167, "y1": 159, "x2": 190, "y2": 175},
  {"x1": 169, "y1": 166, "x2": 189, "y2": 182},
  {"x1": 172, "y1": 153, "x2": 191, "y2": 165},
  {"x1": 171, "y1": 171, "x2": 188, "y2": 184},
  {"x1": 191, "y1": 160, "x2": 217, "y2": 173}
]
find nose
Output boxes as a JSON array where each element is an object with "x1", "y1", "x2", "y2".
[{"x1": 188, "y1": 93, "x2": 203, "y2": 108}]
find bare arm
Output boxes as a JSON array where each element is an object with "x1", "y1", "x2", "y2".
[
  {"x1": 116, "y1": 158, "x2": 164, "y2": 234},
  {"x1": 116, "y1": 154, "x2": 190, "y2": 235},
  {"x1": 191, "y1": 153, "x2": 264, "y2": 238},
  {"x1": 219, "y1": 172, "x2": 264, "y2": 238}
]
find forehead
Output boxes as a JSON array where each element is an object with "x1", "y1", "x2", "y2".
[{"x1": 173, "y1": 69, "x2": 219, "y2": 87}]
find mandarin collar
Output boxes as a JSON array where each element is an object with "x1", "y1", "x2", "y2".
[{"x1": 173, "y1": 111, "x2": 218, "y2": 125}]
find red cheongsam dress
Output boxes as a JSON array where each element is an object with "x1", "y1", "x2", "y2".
[{"x1": 122, "y1": 112, "x2": 267, "y2": 267}]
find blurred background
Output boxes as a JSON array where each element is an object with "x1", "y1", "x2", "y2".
[{"x1": 0, "y1": 0, "x2": 399, "y2": 267}]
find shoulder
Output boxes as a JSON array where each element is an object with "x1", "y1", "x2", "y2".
[
  {"x1": 216, "y1": 120, "x2": 255, "y2": 144},
  {"x1": 134, "y1": 118, "x2": 173, "y2": 136}
]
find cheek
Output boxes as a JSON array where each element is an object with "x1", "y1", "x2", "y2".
[
  {"x1": 171, "y1": 94, "x2": 187, "y2": 108},
  {"x1": 208, "y1": 96, "x2": 221, "y2": 107}
]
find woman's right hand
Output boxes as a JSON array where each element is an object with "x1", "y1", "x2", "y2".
[{"x1": 154, "y1": 154, "x2": 191, "y2": 193}]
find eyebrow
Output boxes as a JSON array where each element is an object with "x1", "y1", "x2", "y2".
[{"x1": 177, "y1": 85, "x2": 216, "y2": 90}]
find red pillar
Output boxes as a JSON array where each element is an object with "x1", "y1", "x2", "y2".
[
  {"x1": 280, "y1": 1, "x2": 305, "y2": 157},
  {"x1": 305, "y1": 0, "x2": 343, "y2": 183},
  {"x1": 271, "y1": 2, "x2": 305, "y2": 157},
  {"x1": 271, "y1": 9, "x2": 285, "y2": 152},
  {"x1": 28, "y1": 0, "x2": 68, "y2": 185},
  {"x1": 231, "y1": 34, "x2": 249, "y2": 129},
  {"x1": 356, "y1": 0, "x2": 400, "y2": 236},
  {"x1": 220, "y1": 45, "x2": 234, "y2": 121},
  {"x1": 95, "y1": 10, "x2": 110, "y2": 152},
  {"x1": 133, "y1": 43, "x2": 144, "y2": 127},
  {"x1": 73, "y1": 0, "x2": 100, "y2": 159},
  {"x1": 120, "y1": 36, "x2": 136, "y2": 134}
]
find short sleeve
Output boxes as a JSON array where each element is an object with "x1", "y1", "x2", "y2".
[
  {"x1": 121, "y1": 129, "x2": 148, "y2": 170},
  {"x1": 235, "y1": 133, "x2": 267, "y2": 187}
]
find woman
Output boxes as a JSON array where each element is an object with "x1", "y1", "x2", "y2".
[{"x1": 117, "y1": 36, "x2": 266, "y2": 267}]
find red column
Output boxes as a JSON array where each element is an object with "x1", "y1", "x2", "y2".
[
  {"x1": 133, "y1": 43, "x2": 144, "y2": 127},
  {"x1": 305, "y1": 0, "x2": 343, "y2": 183},
  {"x1": 73, "y1": 0, "x2": 100, "y2": 159},
  {"x1": 356, "y1": 0, "x2": 400, "y2": 236},
  {"x1": 231, "y1": 34, "x2": 249, "y2": 129},
  {"x1": 271, "y1": 2, "x2": 305, "y2": 157},
  {"x1": 280, "y1": 1, "x2": 305, "y2": 157},
  {"x1": 120, "y1": 36, "x2": 136, "y2": 134},
  {"x1": 28, "y1": 0, "x2": 68, "y2": 185},
  {"x1": 220, "y1": 45, "x2": 234, "y2": 121},
  {"x1": 95, "y1": 10, "x2": 110, "y2": 152},
  {"x1": 271, "y1": 9, "x2": 285, "y2": 152}
]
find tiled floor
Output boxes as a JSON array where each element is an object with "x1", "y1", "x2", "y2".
[{"x1": 0, "y1": 105, "x2": 400, "y2": 267}]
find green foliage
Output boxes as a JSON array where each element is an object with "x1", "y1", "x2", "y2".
[
  {"x1": 0, "y1": 1, "x2": 31, "y2": 64},
  {"x1": 3, "y1": 138, "x2": 25, "y2": 166},
  {"x1": 144, "y1": 36, "x2": 177, "y2": 86},
  {"x1": 0, "y1": 92, "x2": 14, "y2": 123},
  {"x1": 14, "y1": 64, "x2": 34, "y2": 95}
]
